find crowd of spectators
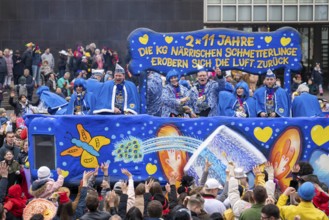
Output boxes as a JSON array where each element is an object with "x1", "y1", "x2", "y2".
[{"x1": 0, "y1": 42, "x2": 328, "y2": 219}]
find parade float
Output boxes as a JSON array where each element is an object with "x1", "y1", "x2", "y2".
[{"x1": 25, "y1": 27, "x2": 329, "y2": 190}]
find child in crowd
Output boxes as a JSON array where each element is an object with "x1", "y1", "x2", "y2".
[
  {"x1": 30, "y1": 166, "x2": 64, "y2": 199},
  {"x1": 3, "y1": 151, "x2": 21, "y2": 189}
]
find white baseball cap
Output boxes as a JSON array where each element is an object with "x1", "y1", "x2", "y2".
[{"x1": 205, "y1": 178, "x2": 223, "y2": 190}]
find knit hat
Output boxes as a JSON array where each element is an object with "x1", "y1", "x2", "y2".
[
  {"x1": 298, "y1": 181, "x2": 315, "y2": 201},
  {"x1": 38, "y1": 166, "x2": 51, "y2": 179},
  {"x1": 20, "y1": 128, "x2": 28, "y2": 140},
  {"x1": 58, "y1": 191, "x2": 70, "y2": 204}
]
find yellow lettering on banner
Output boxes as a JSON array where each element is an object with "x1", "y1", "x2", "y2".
[
  {"x1": 138, "y1": 46, "x2": 153, "y2": 57},
  {"x1": 151, "y1": 57, "x2": 188, "y2": 68},
  {"x1": 215, "y1": 58, "x2": 229, "y2": 67},
  {"x1": 156, "y1": 46, "x2": 168, "y2": 55},
  {"x1": 192, "y1": 59, "x2": 212, "y2": 68},
  {"x1": 171, "y1": 47, "x2": 222, "y2": 58},
  {"x1": 233, "y1": 58, "x2": 255, "y2": 68},
  {"x1": 257, "y1": 57, "x2": 289, "y2": 68},
  {"x1": 225, "y1": 48, "x2": 255, "y2": 58},
  {"x1": 255, "y1": 48, "x2": 297, "y2": 58},
  {"x1": 218, "y1": 35, "x2": 254, "y2": 46}
]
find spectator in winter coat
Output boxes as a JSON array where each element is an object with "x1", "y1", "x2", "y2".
[
  {"x1": 312, "y1": 63, "x2": 323, "y2": 96},
  {"x1": 0, "y1": 51, "x2": 7, "y2": 85},
  {"x1": 3, "y1": 49, "x2": 13, "y2": 89},
  {"x1": 0, "y1": 132, "x2": 20, "y2": 161},
  {"x1": 277, "y1": 182, "x2": 328, "y2": 220},
  {"x1": 41, "y1": 48, "x2": 54, "y2": 70},
  {"x1": 4, "y1": 184, "x2": 27, "y2": 219},
  {"x1": 13, "y1": 50, "x2": 24, "y2": 85},
  {"x1": 18, "y1": 69, "x2": 35, "y2": 101},
  {"x1": 21, "y1": 43, "x2": 34, "y2": 74},
  {"x1": 32, "y1": 46, "x2": 42, "y2": 87},
  {"x1": 58, "y1": 50, "x2": 68, "y2": 79},
  {"x1": 30, "y1": 166, "x2": 64, "y2": 199}
]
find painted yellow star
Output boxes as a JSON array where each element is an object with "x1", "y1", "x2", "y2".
[{"x1": 195, "y1": 39, "x2": 201, "y2": 45}]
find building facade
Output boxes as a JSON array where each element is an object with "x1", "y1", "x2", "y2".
[{"x1": 204, "y1": 0, "x2": 329, "y2": 83}]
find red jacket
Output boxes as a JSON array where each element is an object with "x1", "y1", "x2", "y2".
[
  {"x1": 4, "y1": 184, "x2": 27, "y2": 217},
  {"x1": 313, "y1": 188, "x2": 329, "y2": 216}
]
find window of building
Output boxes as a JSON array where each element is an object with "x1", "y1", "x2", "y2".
[
  {"x1": 238, "y1": 6, "x2": 252, "y2": 21},
  {"x1": 204, "y1": 0, "x2": 329, "y2": 23},
  {"x1": 284, "y1": 6, "x2": 298, "y2": 21}
]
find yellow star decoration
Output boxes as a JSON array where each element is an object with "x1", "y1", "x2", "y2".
[
  {"x1": 195, "y1": 39, "x2": 201, "y2": 45},
  {"x1": 60, "y1": 124, "x2": 110, "y2": 168}
]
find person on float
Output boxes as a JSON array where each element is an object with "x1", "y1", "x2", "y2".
[
  {"x1": 161, "y1": 69, "x2": 197, "y2": 118},
  {"x1": 292, "y1": 84, "x2": 323, "y2": 117},
  {"x1": 191, "y1": 65, "x2": 220, "y2": 117},
  {"x1": 146, "y1": 70, "x2": 163, "y2": 116},
  {"x1": 93, "y1": 64, "x2": 140, "y2": 115},
  {"x1": 66, "y1": 78, "x2": 96, "y2": 115},
  {"x1": 218, "y1": 81, "x2": 256, "y2": 117},
  {"x1": 33, "y1": 86, "x2": 68, "y2": 115},
  {"x1": 253, "y1": 69, "x2": 290, "y2": 117}
]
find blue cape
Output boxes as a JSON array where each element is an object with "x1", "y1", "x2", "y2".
[
  {"x1": 66, "y1": 92, "x2": 96, "y2": 115},
  {"x1": 36, "y1": 86, "x2": 68, "y2": 112},
  {"x1": 253, "y1": 86, "x2": 290, "y2": 117},
  {"x1": 93, "y1": 80, "x2": 140, "y2": 114},
  {"x1": 218, "y1": 81, "x2": 256, "y2": 117},
  {"x1": 86, "y1": 79, "x2": 103, "y2": 97},
  {"x1": 224, "y1": 82, "x2": 234, "y2": 93},
  {"x1": 292, "y1": 93, "x2": 323, "y2": 117}
]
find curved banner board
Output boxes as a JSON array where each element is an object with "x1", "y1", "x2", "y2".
[
  {"x1": 128, "y1": 27, "x2": 302, "y2": 76},
  {"x1": 26, "y1": 115, "x2": 329, "y2": 190}
]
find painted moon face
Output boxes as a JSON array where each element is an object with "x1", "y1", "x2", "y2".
[
  {"x1": 157, "y1": 124, "x2": 188, "y2": 185},
  {"x1": 270, "y1": 127, "x2": 301, "y2": 190}
]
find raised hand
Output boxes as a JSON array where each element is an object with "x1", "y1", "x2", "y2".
[
  {"x1": 121, "y1": 168, "x2": 133, "y2": 179},
  {"x1": 265, "y1": 162, "x2": 274, "y2": 180},
  {"x1": 93, "y1": 166, "x2": 99, "y2": 176},
  {"x1": 57, "y1": 168, "x2": 62, "y2": 176},
  {"x1": 101, "y1": 162, "x2": 109, "y2": 176},
  {"x1": 204, "y1": 158, "x2": 212, "y2": 172},
  {"x1": 145, "y1": 179, "x2": 154, "y2": 193},
  {"x1": 253, "y1": 165, "x2": 262, "y2": 176},
  {"x1": 101, "y1": 162, "x2": 109, "y2": 172},
  {"x1": 292, "y1": 164, "x2": 300, "y2": 174},
  {"x1": 168, "y1": 172, "x2": 178, "y2": 185},
  {"x1": 283, "y1": 187, "x2": 296, "y2": 196},
  {"x1": 82, "y1": 171, "x2": 94, "y2": 187},
  {"x1": 0, "y1": 162, "x2": 8, "y2": 178},
  {"x1": 121, "y1": 181, "x2": 128, "y2": 194}
]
